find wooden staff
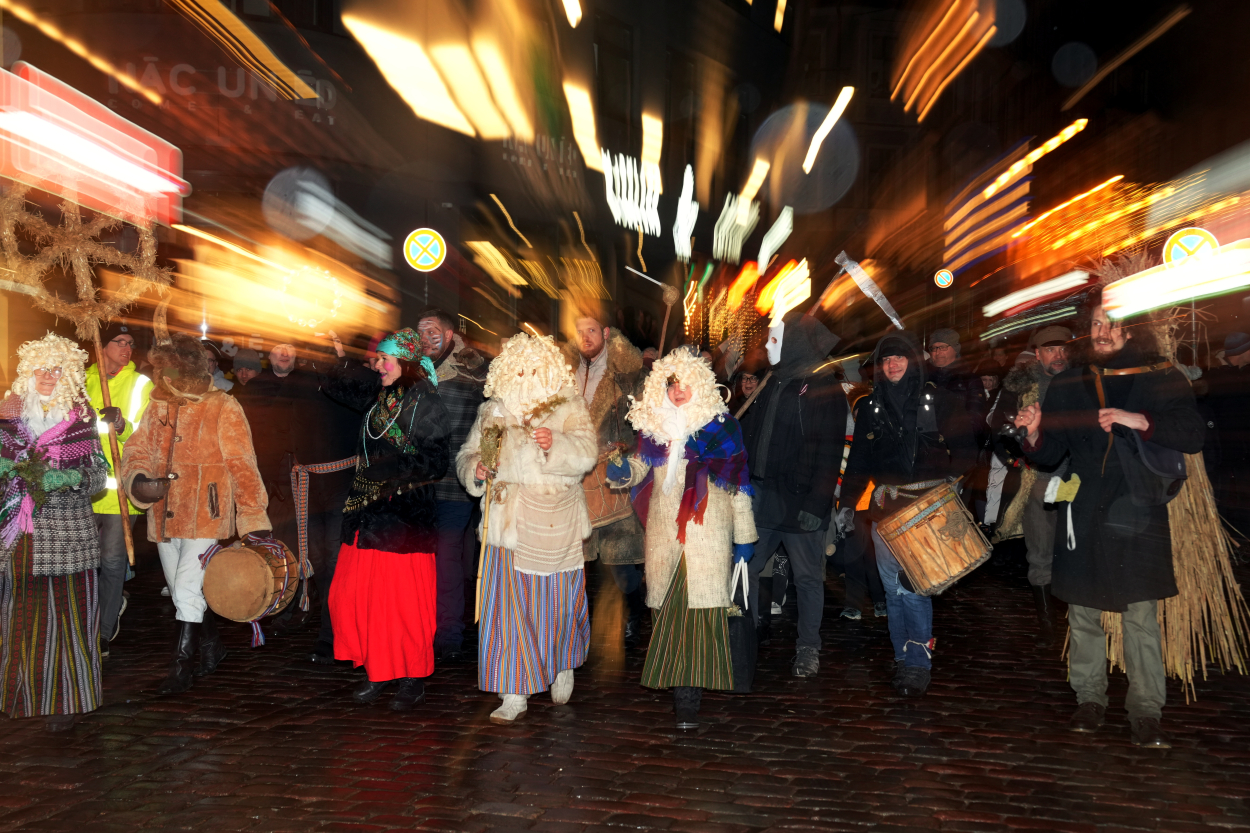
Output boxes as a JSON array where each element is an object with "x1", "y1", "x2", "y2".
[
  {"x1": 90, "y1": 324, "x2": 135, "y2": 567},
  {"x1": 658, "y1": 284, "x2": 680, "y2": 356},
  {"x1": 474, "y1": 476, "x2": 494, "y2": 623}
]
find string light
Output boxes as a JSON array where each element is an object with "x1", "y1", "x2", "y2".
[{"x1": 1013, "y1": 176, "x2": 1124, "y2": 238}]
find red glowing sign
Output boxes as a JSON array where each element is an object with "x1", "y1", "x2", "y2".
[{"x1": 0, "y1": 61, "x2": 189, "y2": 226}]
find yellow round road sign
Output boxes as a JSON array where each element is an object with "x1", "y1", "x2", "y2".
[
  {"x1": 1163, "y1": 227, "x2": 1218, "y2": 267},
  {"x1": 404, "y1": 228, "x2": 446, "y2": 272},
  {"x1": 934, "y1": 269, "x2": 954, "y2": 288}
]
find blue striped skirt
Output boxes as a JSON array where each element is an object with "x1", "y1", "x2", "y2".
[{"x1": 478, "y1": 546, "x2": 590, "y2": 695}]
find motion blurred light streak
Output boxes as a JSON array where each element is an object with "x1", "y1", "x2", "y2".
[
  {"x1": 563, "y1": 83, "x2": 603, "y2": 172},
  {"x1": 713, "y1": 194, "x2": 760, "y2": 264},
  {"x1": 727, "y1": 262, "x2": 760, "y2": 310},
  {"x1": 981, "y1": 305, "x2": 1077, "y2": 341},
  {"x1": 892, "y1": 0, "x2": 962, "y2": 101},
  {"x1": 490, "y1": 194, "x2": 532, "y2": 248},
  {"x1": 342, "y1": 15, "x2": 475, "y2": 137},
  {"x1": 983, "y1": 119, "x2": 1088, "y2": 199},
  {"x1": 1102, "y1": 197, "x2": 1241, "y2": 257},
  {"x1": 0, "y1": 0, "x2": 160, "y2": 104},
  {"x1": 672, "y1": 165, "x2": 698, "y2": 262},
  {"x1": 982, "y1": 270, "x2": 1089, "y2": 317},
  {"x1": 1102, "y1": 238, "x2": 1250, "y2": 319},
  {"x1": 916, "y1": 24, "x2": 996, "y2": 122},
  {"x1": 945, "y1": 179, "x2": 1030, "y2": 246},
  {"x1": 466, "y1": 241, "x2": 527, "y2": 296},
  {"x1": 562, "y1": 0, "x2": 582, "y2": 28},
  {"x1": 803, "y1": 87, "x2": 854, "y2": 174},
  {"x1": 738, "y1": 159, "x2": 770, "y2": 224},
  {"x1": 1050, "y1": 187, "x2": 1175, "y2": 250},
  {"x1": 1062, "y1": 5, "x2": 1192, "y2": 112},
  {"x1": 174, "y1": 224, "x2": 285, "y2": 270},
  {"x1": 430, "y1": 44, "x2": 511, "y2": 139},
  {"x1": 641, "y1": 113, "x2": 664, "y2": 192},
  {"x1": 774, "y1": 0, "x2": 787, "y2": 31},
  {"x1": 603, "y1": 151, "x2": 661, "y2": 236},
  {"x1": 163, "y1": 0, "x2": 318, "y2": 100},
  {"x1": 1013, "y1": 176, "x2": 1124, "y2": 238},
  {"x1": 905, "y1": 11, "x2": 978, "y2": 112},
  {"x1": 758, "y1": 207, "x2": 794, "y2": 268},
  {"x1": 756, "y1": 259, "x2": 810, "y2": 324},
  {"x1": 471, "y1": 39, "x2": 534, "y2": 142}
]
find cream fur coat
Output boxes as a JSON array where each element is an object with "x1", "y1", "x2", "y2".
[
  {"x1": 623, "y1": 454, "x2": 757, "y2": 609},
  {"x1": 456, "y1": 385, "x2": 598, "y2": 574}
]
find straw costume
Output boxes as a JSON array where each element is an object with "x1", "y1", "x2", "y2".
[
  {"x1": 456, "y1": 332, "x2": 597, "y2": 724},
  {"x1": 0, "y1": 334, "x2": 108, "y2": 729},
  {"x1": 611, "y1": 349, "x2": 757, "y2": 729}
]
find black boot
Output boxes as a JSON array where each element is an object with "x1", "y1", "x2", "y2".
[
  {"x1": 756, "y1": 581, "x2": 773, "y2": 646},
  {"x1": 674, "y1": 686, "x2": 702, "y2": 730},
  {"x1": 195, "y1": 610, "x2": 229, "y2": 677},
  {"x1": 157, "y1": 620, "x2": 200, "y2": 695},
  {"x1": 1032, "y1": 584, "x2": 1056, "y2": 645},
  {"x1": 390, "y1": 678, "x2": 426, "y2": 711},
  {"x1": 352, "y1": 679, "x2": 390, "y2": 704},
  {"x1": 624, "y1": 587, "x2": 647, "y2": 651}
]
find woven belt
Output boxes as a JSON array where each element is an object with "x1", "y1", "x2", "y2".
[{"x1": 873, "y1": 479, "x2": 946, "y2": 508}]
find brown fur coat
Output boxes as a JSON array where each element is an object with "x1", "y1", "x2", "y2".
[{"x1": 120, "y1": 336, "x2": 269, "y2": 542}]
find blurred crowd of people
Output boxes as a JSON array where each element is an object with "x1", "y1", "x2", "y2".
[{"x1": 2, "y1": 288, "x2": 1240, "y2": 748}]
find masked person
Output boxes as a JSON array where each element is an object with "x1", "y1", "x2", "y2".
[
  {"x1": 739, "y1": 309, "x2": 843, "y2": 677},
  {"x1": 608, "y1": 349, "x2": 757, "y2": 729},
  {"x1": 121, "y1": 334, "x2": 271, "y2": 696},
  {"x1": 83, "y1": 321, "x2": 153, "y2": 657},
  {"x1": 456, "y1": 333, "x2": 597, "y2": 724},
  {"x1": 0, "y1": 334, "x2": 109, "y2": 732},
  {"x1": 1014, "y1": 302, "x2": 1204, "y2": 748},
  {"x1": 563, "y1": 307, "x2": 647, "y2": 650},
  {"x1": 320, "y1": 329, "x2": 450, "y2": 710},
  {"x1": 840, "y1": 331, "x2": 977, "y2": 698}
]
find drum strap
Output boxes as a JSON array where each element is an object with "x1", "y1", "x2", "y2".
[
  {"x1": 198, "y1": 533, "x2": 311, "y2": 647},
  {"x1": 873, "y1": 479, "x2": 946, "y2": 508}
]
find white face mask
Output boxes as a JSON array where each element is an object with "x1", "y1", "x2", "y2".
[{"x1": 766, "y1": 323, "x2": 785, "y2": 366}]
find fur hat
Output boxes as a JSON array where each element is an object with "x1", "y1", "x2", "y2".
[
  {"x1": 149, "y1": 334, "x2": 213, "y2": 396},
  {"x1": 627, "y1": 347, "x2": 727, "y2": 442}
]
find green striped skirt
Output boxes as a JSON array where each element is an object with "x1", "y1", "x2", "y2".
[{"x1": 639, "y1": 555, "x2": 733, "y2": 690}]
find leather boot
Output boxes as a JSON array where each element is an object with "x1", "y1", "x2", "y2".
[
  {"x1": 756, "y1": 581, "x2": 773, "y2": 646},
  {"x1": 1032, "y1": 584, "x2": 1056, "y2": 645},
  {"x1": 195, "y1": 610, "x2": 229, "y2": 677},
  {"x1": 157, "y1": 620, "x2": 200, "y2": 695},
  {"x1": 390, "y1": 678, "x2": 426, "y2": 711},
  {"x1": 624, "y1": 587, "x2": 647, "y2": 650},
  {"x1": 673, "y1": 686, "x2": 702, "y2": 730}
]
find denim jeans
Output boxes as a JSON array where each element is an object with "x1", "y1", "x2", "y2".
[
  {"x1": 435, "y1": 500, "x2": 475, "y2": 650},
  {"x1": 94, "y1": 513, "x2": 134, "y2": 639},
  {"x1": 872, "y1": 522, "x2": 933, "y2": 669},
  {"x1": 747, "y1": 528, "x2": 827, "y2": 651}
]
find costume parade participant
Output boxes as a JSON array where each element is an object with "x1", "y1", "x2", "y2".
[
  {"x1": 456, "y1": 332, "x2": 597, "y2": 724},
  {"x1": 1014, "y1": 302, "x2": 1204, "y2": 747},
  {"x1": 323, "y1": 328, "x2": 450, "y2": 711},
  {"x1": 122, "y1": 334, "x2": 271, "y2": 695},
  {"x1": 0, "y1": 334, "x2": 108, "y2": 731},
  {"x1": 840, "y1": 331, "x2": 976, "y2": 697},
  {"x1": 609, "y1": 349, "x2": 757, "y2": 729},
  {"x1": 84, "y1": 321, "x2": 152, "y2": 657}
]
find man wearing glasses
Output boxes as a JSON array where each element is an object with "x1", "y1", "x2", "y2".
[{"x1": 84, "y1": 322, "x2": 153, "y2": 657}]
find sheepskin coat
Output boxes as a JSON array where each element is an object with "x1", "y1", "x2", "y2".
[
  {"x1": 456, "y1": 385, "x2": 598, "y2": 574},
  {"x1": 622, "y1": 452, "x2": 757, "y2": 610},
  {"x1": 122, "y1": 382, "x2": 270, "y2": 543}
]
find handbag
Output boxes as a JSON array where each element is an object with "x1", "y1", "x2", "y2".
[
  {"x1": 1112, "y1": 427, "x2": 1187, "y2": 506},
  {"x1": 727, "y1": 560, "x2": 757, "y2": 694}
]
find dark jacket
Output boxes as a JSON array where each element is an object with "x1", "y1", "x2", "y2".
[
  {"x1": 1024, "y1": 343, "x2": 1204, "y2": 610},
  {"x1": 740, "y1": 310, "x2": 844, "y2": 532},
  {"x1": 429, "y1": 334, "x2": 487, "y2": 503},
  {"x1": 841, "y1": 332, "x2": 978, "y2": 520},
  {"x1": 324, "y1": 360, "x2": 451, "y2": 554}
]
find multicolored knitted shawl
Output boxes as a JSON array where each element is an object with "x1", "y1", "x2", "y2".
[
  {"x1": 0, "y1": 407, "x2": 97, "y2": 549},
  {"x1": 630, "y1": 414, "x2": 753, "y2": 543}
]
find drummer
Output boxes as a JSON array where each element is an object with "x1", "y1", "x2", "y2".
[{"x1": 838, "y1": 331, "x2": 977, "y2": 698}]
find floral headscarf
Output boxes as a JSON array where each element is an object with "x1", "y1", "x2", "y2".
[{"x1": 376, "y1": 328, "x2": 437, "y2": 387}]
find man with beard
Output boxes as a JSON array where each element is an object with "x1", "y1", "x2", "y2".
[
  {"x1": 416, "y1": 309, "x2": 487, "y2": 661},
  {"x1": 739, "y1": 309, "x2": 843, "y2": 677},
  {"x1": 999, "y1": 326, "x2": 1074, "y2": 643},
  {"x1": 1015, "y1": 302, "x2": 1204, "y2": 747},
  {"x1": 562, "y1": 307, "x2": 647, "y2": 650},
  {"x1": 840, "y1": 331, "x2": 977, "y2": 697}
]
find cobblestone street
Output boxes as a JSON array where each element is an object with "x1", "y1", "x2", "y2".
[{"x1": 2, "y1": 540, "x2": 1248, "y2": 833}]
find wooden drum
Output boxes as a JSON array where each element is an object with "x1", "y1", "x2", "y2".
[
  {"x1": 876, "y1": 481, "x2": 991, "y2": 596},
  {"x1": 203, "y1": 541, "x2": 300, "y2": 622}
]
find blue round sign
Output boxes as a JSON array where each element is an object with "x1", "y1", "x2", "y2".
[{"x1": 935, "y1": 269, "x2": 954, "y2": 288}]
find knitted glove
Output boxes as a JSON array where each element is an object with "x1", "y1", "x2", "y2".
[
  {"x1": 606, "y1": 457, "x2": 631, "y2": 484},
  {"x1": 0, "y1": 459, "x2": 14, "y2": 478},
  {"x1": 42, "y1": 469, "x2": 82, "y2": 490},
  {"x1": 797, "y1": 510, "x2": 822, "y2": 532},
  {"x1": 733, "y1": 542, "x2": 754, "y2": 563}
]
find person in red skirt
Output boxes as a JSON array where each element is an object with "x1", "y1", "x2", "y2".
[{"x1": 323, "y1": 329, "x2": 450, "y2": 710}]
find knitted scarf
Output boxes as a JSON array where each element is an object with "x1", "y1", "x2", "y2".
[
  {"x1": 631, "y1": 415, "x2": 753, "y2": 543},
  {"x1": 0, "y1": 407, "x2": 97, "y2": 549}
]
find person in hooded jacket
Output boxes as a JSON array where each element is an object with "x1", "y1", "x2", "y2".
[
  {"x1": 839, "y1": 331, "x2": 977, "y2": 697},
  {"x1": 739, "y1": 309, "x2": 844, "y2": 678}
]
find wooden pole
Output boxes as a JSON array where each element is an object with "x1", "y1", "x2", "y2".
[
  {"x1": 90, "y1": 326, "x2": 135, "y2": 567},
  {"x1": 474, "y1": 477, "x2": 494, "y2": 623}
]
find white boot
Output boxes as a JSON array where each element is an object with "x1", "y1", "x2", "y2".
[
  {"x1": 550, "y1": 669, "x2": 574, "y2": 705},
  {"x1": 490, "y1": 694, "x2": 528, "y2": 724}
]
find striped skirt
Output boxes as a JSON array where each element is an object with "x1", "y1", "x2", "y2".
[
  {"x1": 0, "y1": 535, "x2": 101, "y2": 718},
  {"x1": 640, "y1": 555, "x2": 733, "y2": 690},
  {"x1": 478, "y1": 546, "x2": 590, "y2": 695}
]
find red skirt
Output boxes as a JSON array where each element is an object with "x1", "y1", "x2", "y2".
[{"x1": 329, "y1": 537, "x2": 436, "y2": 681}]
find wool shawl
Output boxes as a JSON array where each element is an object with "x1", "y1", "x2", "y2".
[{"x1": 631, "y1": 414, "x2": 752, "y2": 543}]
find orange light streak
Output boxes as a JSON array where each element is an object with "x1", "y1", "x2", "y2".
[
  {"x1": 917, "y1": 24, "x2": 997, "y2": 122},
  {"x1": 1012, "y1": 176, "x2": 1124, "y2": 238},
  {"x1": 727, "y1": 262, "x2": 760, "y2": 309},
  {"x1": 1050, "y1": 187, "x2": 1175, "y2": 251},
  {"x1": 1100, "y1": 196, "x2": 1241, "y2": 257},
  {"x1": 892, "y1": 0, "x2": 962, "y2": 101},
  {"x1": 983, "y1": 119, "x2": 1089, "y2": 199},
  {"x1": 905, "y1": 10, "x2": 978, "y2": 112}
]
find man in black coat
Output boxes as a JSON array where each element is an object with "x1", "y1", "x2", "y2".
[
  {"x1": 740, "y1": 309, "x2": 843, "y2": 678},
  {"x1": 1205, "y1": 332, "x2": 1250, "y2": 533},
  {"x1": 840, "y1": 331, "x2": 977, "y2": 697},
  {"x1": 1015, "y1": 302, "x2": 1204, "y2": 748}
]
